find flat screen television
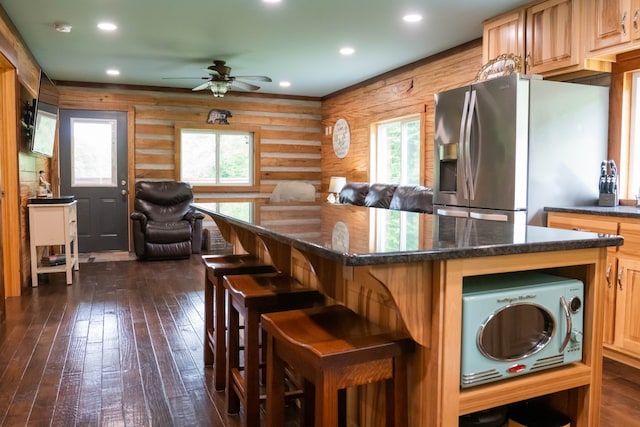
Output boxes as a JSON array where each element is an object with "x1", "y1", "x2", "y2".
[{"x1": 27, "y1": 72, "x2": 59, "y2": 158}]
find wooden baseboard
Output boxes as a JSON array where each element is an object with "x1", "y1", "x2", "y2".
[{"x1": 603, "y1": 346, "x2": 640, "y2": 370}]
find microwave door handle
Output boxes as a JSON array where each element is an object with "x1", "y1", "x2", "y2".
[
  {"x1": 558, "y1": 295, "x2": 573, "y2": 352},
  {"x1": 464, "y1": 89, "x2": 476, "y2": 200},
  {"x1": 459, "y1": 90, "x2": 471, "y2": 200}
]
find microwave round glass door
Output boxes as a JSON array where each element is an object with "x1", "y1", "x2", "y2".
[{"x1": 478, "y1": 303, "x2": 556, "y2": 361}]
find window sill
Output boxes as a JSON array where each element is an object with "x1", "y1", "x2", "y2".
[{"x1": 191, "y1": 185, "x2": 259, "y2": 193}]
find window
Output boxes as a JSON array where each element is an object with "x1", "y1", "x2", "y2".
[
  {"x1": 372, "y1": 117, "x2": 421, "y2": 184},
  {"x1": 179, "y1": 128, "x2": 254, "y2": 186},
  {"x1": 630, "y1": 71, "x2": 640, "y2": 198}
]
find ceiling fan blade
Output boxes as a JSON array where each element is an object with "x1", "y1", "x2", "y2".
[
  {"x1": 162, "y1": 76, "x2": 209, "y2": 80},
  {"x1": 234, "y1": 75, "x2": 272, "y2": 82},
  {"x1": 192, "y1": 81, "x2": 212, "y2": 91},
  {"x1": 231, "y1": 80, "x2": 260, "y2": 91}
]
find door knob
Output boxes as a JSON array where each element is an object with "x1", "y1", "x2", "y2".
[{"x1": 121, "y1": 189, "x2": 128, "y2": 196}]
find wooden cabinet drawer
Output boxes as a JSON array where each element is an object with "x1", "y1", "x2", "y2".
[
  {"x1": 547, "y1": 213, "x2": 619, "y2": 234},
  {"x1": 618, "y1": 221, "x2": 640, "y2": 256}
]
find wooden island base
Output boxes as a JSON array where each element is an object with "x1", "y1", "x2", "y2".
[{"x1": 195, "y1": 202, "x2": 614, "y2": 427}]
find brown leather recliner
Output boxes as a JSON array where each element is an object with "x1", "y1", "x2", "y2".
[{"x1": 130, "y1": 181, "x2": 204, "y2": 260}]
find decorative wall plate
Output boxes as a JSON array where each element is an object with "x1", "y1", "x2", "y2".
[
  {"x1": 475, "y1": 53, "x2": 522, "y2": 82},
  {"x1": 332, "y1": 118, "x2": 350, "y2": 158}
]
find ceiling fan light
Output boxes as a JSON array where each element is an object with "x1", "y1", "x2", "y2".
[{"x1": 210, "y1": 81, "x2": 231, "y2": 97}]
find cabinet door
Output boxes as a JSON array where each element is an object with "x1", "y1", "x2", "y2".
[
  {"x1": 614, "y1": 256, "x2": 640, "y2": 355},
  {"x1": 525, "y1": 0, "x2": 579, "y2": 74},
  {"x1": 589, "y1": 0, "x2": 632, "y2": 51},
  {"x1": 482, "y1": 9, "x2": 525, "y2": 64}
]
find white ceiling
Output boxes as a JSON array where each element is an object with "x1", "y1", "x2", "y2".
[{"x1": 0, "y1": 0, "x2": 531, "y2": 98}]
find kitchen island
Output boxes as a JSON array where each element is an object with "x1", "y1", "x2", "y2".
[{"x1": 194, "y1": 201, "x2": 622, "y2": 427}]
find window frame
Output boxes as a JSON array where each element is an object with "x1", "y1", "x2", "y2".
[
  {"x1": 610, "y1": 52, "x2": 640, "y2": 201},
  {"x1": 174, "y1": 122, "x2": 261, "y2": 192},
  {"x1": 370, "y1": 114, "x2": 423, "y2": 185}
]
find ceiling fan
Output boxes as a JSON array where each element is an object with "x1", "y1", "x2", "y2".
[{"x1": 166, "y1": 60, "x2": 272, "y2": 97}]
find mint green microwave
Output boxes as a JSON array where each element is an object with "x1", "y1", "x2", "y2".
[{"x1": 461, "y1": 271, "x2": 584, "y2": 388}]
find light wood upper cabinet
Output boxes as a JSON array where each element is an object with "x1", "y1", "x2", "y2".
[
  {"x1": 588, "y1": 0, "x2": 640, "y2": 51},
  {"x1": 483, "y1": 0, "x2": 577, "y2": 74},
  {"x1": 483, "y1": 0, "x2": 611, "y2": 78},
  {"x1": 525, "y1": 0, "x2": 579, "y2": 74},
  {"x1": 483, "y1": 9, "x2": 525, "y2": 64}
]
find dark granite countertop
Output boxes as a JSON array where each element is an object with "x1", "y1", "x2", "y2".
[
  {"x1": 545, "y1": 205, "x2": 640, "y2": 220},
  {"x1": 194, "y1": 202, "x2": 623, "y2": 266}
]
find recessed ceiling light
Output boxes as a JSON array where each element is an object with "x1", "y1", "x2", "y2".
[
  {"x1": 279, "y1": 81, "x2": 291, "y2": 88},
  {"x1": 263, "y1": 0, "x2": 281, "y2": 3},
  {"x1": 106, "y1": 69, "x2": 120, "y2": 76},
  {"x1": 403, "y1": 14, "x2": 423, "y2": 23},
  {"x1": 97, "y1": 22, "x2": 118, "y2": 31},
  {"x1": 339, "y1": 47, "x2": 355, "y2": 56}
]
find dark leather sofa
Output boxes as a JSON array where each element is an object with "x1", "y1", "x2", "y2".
[
  {"x1": 131, "y1": 181, "x2": 205, "y2": 260},
  {"x1": 338, "y1": 182, "x2": 433, "y2": 213}
]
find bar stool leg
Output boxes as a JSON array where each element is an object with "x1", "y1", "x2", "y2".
[
  {"x1": 388, "y1": 354, "x2": 408, "y2": 427},
  {"x1": 213, "y1": 277, "x2": 226, "y2": 391},
  {"x1": 227, "y1": 297, "x2": 240, "y2": 415},
  {"x1": 265, "y1": 335, "x2": 285, "y2": 427},
  {"x1": 316, "y1": 374, "x2": 339, "y2": 427},
  {"x1": 244, "y1": 309, "x2": 261, "y2": 427},
  {"x1": 204, "y1": 274, "x2": 214, "y2": 366}
]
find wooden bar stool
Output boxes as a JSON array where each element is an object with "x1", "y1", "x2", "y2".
[
  {"x1": 262, "y1": 304, "x2": 413, "y2": 427},
  {"x1": 224, "y1": 273, "x2": 323, "y2": 427},
  {"x1": 201, "y1": 254, "x2": 277, "y2": 391}
]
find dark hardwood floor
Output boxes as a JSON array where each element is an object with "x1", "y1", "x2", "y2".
[{"x1": 0, "y1": 256, "x2": 638, "y2": 426}]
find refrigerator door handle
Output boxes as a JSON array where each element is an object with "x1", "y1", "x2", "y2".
[
  {"x1": 436, "y1": 207, "x2": 469, "y2": 218},
  {"x1": 459, "y1": 90, "x2": 471, "y2": 200},
  {"x1": 469, "y1": 212, "x2": 509, "y2": 222},
  {"x1": 464, "y1": 89, "x2": 477, "y2": 201}
]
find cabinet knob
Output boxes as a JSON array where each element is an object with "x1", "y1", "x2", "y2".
[
  {"x1": 606, "y1": 263, "x2": 612, "y2": 288},
  {"x1": 622, "y1": 11, "x2": 628, "y2": 36}
]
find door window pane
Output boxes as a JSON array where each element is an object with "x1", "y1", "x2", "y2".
[{"x1": 70, "y1": 118, "x2": 117, "y2": 187}]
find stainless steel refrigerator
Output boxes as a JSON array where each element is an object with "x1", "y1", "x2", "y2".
[{"x1": 433, "y1": 73, "x2": 609, "y2": 226}]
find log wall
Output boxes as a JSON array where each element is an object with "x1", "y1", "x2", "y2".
[
  {"x1": 56, "y1": 86, "x2": 322, "y2": 197},
  {"x1": 321, "y1": 39, "x2": 484, "y2": 193}
]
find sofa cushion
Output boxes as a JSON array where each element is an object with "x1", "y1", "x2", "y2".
[
  {"x1": 389, "y1": 185, "x2": 433, "y2": 213},
  {"x1": 364, "y1": 183, "x2": 398, "y2": 209},
  {"x1": 339, "y1": 182, "x2": 370, "y2": 205}
]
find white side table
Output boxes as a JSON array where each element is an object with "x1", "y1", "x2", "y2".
[{"x1": 28, "y1": 200, "x2": 79, "y2": 287}]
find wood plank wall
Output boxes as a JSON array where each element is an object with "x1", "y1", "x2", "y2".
[
  {"x1": 321, "y1": 39, "x2": 484, "y2": 193},
  {"x1": 56, "y1": 86, "x2": 322, "y2": 195},
  {"x1": 0, "y1": 7, "x2": 48, "y2": 293}
]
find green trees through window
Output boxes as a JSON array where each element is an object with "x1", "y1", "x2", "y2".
[{"x1": 180, "y1": 129, "x2": 253, "y2": 185}]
